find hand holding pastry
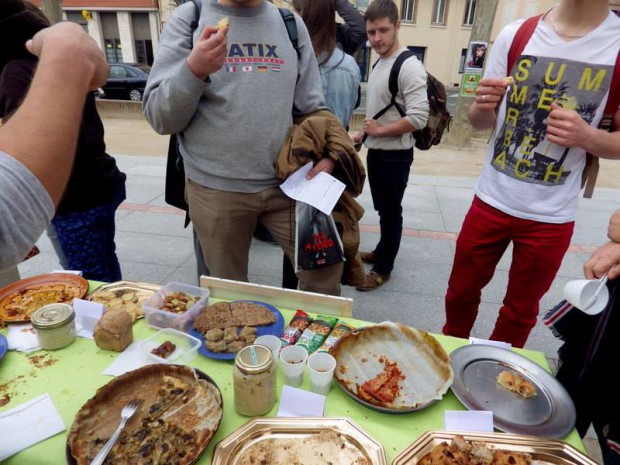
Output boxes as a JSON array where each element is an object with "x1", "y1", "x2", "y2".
[
  {"x1": 474, "y1": 77, "x2": 510, "y2": 110},
  {"x1": 187, "y1": 21, "x2": 229, "y2": 81}
]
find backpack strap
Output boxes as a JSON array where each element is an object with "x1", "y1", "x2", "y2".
[
  {"x1": 188, "y1": 0, "x2": 202, "y2": 47},
  {"x1": 279, "y1": 8, "x2": 300, "y2": 60},
  {"x1": 507, "y1": 15, "x2": 542, "y2": 75}
]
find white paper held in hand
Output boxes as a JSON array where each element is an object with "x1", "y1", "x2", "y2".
[{"x1": 280, "y1": 162, "x2": 345, "y2": 215}]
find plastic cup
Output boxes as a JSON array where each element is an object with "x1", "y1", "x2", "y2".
[
  {"x1": 563, "y1": 278, "x2": 610, "y2": 315},
  {"x1": 255, "y1": 335, "x2": 282, "y2": 361},
  {"x1": 279, "y1": 345, "x2": 308, "y2": 387},
  {"x1": 307, "y1": 352, "x2": 336, "y2": 395}
]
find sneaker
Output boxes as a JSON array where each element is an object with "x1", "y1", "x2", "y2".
[
  {"x1": 360, "y1": 251, "x2": 376, "y2": 264},
  {"x1": 356, "y1": 271, "x2": 390, "y2": 291}
]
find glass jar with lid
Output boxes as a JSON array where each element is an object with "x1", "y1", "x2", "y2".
[
  {"x1": 233, "y1": 344, "x2": 277, "y2": 416},
  {"x1": 31, "y1": 303, "x2": 76, "y2": 350}
]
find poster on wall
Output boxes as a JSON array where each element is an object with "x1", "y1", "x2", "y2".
[
  {"x1": 460, "y1": 69, "x2": 483, "y2": 97},
  {"x1": 465, "y1": 41, "x2": 488, "y2": 69}
]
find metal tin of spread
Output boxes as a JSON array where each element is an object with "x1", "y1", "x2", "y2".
[{"x1": 31, "y1": 303, "x2": 76, "y2": 350}]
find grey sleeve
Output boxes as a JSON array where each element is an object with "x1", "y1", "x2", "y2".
[
  {"x1": 0, "y1": 152, "x2": 54, "y2": 272},
  {"x1": 142, "y1": 3, "x2": 209, "y2": 135},
  {"x1": 400, "y1": 59, "x2": 429, "y2": 131},
  {"x1": 292, "y1": 15, "x2": 327, "y2": 116}
]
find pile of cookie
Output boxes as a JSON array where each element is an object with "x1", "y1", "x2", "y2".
[{"x1": 193, "y1": 301, "x2": 276, "y2": 353}]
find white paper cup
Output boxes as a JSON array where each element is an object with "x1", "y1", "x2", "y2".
[
  {"x1": 255, "y1": 335, "x2": 282, "y2": 361},
  {"x1": 280, "y1": 345, "x2": 308, "y2": 387},
  {"x1": 563, "y1": 278, "x2": 610, "y2": 315},
  {"x1": 307, "y1": 352, "x2": 336, "y2": 395}
]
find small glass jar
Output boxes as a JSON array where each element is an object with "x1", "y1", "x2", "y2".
[
  {"x1": 31, "y1": 303, "x2": 76, "y2": 350},
  {"x1": 233, "y1": 344, "x2": 277, "y2": 416}
]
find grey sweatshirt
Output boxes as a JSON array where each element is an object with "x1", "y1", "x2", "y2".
[
  {"x1": 0, "y1": 151, "x2": 54, "y2": 271},
  {"x1": 365, "y1": 47, "x2": 429, "y2": 151},
  {"x1": 143, "y1": 0, "x2": 326, "y2": 193}
]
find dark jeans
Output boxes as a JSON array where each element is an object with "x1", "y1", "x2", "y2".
[{"x1": 367, "y1": 148, "x2": 413, "y2": 276}]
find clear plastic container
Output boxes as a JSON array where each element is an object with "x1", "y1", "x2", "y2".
[
  {"x1": 143, "y1": 282, "x2": 209, "y2": 332},
  {"x1": 139, "y1": 328, "x2": 201, "y2": 365}
]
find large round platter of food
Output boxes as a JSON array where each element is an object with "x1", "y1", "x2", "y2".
[
  {"x1": 450, "y1": 344, "x2": 576, "y2": 438},
  {"x1": 392, "y1": 430, "x2": 597, "y2": 465},
  {"x1": 0, "y1": 273, "x2": 89, "y2": 323},
  {"x1": 87, "y1": 281, "x2": 161, "y2": 322},
  {"x1": 211, "y1": 417, "x2": 387, "y2": 465},
  {"x1": 330, "y1": 322, "x2": 454, "y2": 413},
  {"x1": 67, "y1": 364, "x2": 223, "y2": 465},
  {"x1": 189, "y1": 300, "x2": 285, "y2": 360}
]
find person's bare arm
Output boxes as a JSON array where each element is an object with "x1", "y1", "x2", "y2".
[
  {"x1": 0, "y1": 22, "x2": 108, "y2": 206},
  {"x1": 363, "y1": 117, "x2": 415, "y2": 137}
]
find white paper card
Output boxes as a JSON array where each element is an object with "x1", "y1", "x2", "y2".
[
  {"x1": 73, "y1": 299, "x2": 104, "y2": 339},
  {"x1": 280, "y1": 162, "x2": 345, "y2": 215},
  {"x1": 102, "y1": 341, "x2": 152, "y2": 376},
  {"x1": 277, "y1": 385, "x2": 326, "y2": 417},
  {"x1": 444, "y1": 410, "x2": 494, "y2": 432},
  {"x1": 469, "y1": 337, "x2": 512, "y2": 349},
  {"x1": 0, "y1": 394, "x2": 66, "y2": 461}
]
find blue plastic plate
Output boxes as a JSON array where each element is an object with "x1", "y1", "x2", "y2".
[
  {"x1": 189, "y1": 300, "x2": 285, "y2": 361},
  {"x1": 0, "y1": 334, "x2": 7, "y2": 359}
]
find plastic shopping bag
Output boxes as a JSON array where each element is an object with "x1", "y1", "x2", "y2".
[{"x1": 295, "y1": 201, "x2": 344, "y2": 271}]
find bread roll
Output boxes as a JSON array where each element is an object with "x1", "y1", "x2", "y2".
[{"x1": 94, "y1": 309, "x2": 133, "y2": 352}]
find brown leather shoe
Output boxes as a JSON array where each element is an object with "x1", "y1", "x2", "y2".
[
  {"x1": 356, "y1": 271, "x2": 390, "y2": 291},
  {"x1": 360, "y1": 251, "x2": 376, "y2": 264}
]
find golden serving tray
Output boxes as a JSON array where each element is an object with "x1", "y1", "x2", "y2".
[
  {"x1": 87, "y1": 280, "x2": 161, "y2": 320},
  {"x1": 392, "y1": 430, "x2": 598, "y2": 465},
  {"x1": 212, "y1": 417, "x2": 388, "y2": 465}
]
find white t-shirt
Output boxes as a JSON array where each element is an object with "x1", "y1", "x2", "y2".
[{"x1": 476, "y1": 11, "x2": 620, "y2": 223}]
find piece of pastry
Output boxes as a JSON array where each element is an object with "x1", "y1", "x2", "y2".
[
  {"x1": 206, "y1": 339, "x2": 227, "y2": 353},
  {"x1": 502, "y1": 76, "x2": 515, "y2": 85},
  {"x1": 226, "y1": 340, "x2": 246, "y2": 353},
  {"x1": 497, "y1": 370, "x2": 516, "y2": 391},
  {"x1": 217, "y1": 16, "x2": 229, "y2": 31},
  {"x1": 206, "y1": 328, "x2": 224, "y2": 342},
  {"x1": 515, "y1": 375, "x2": 537, "y2": 399},
  {"x1": 223, "y1": 326, "x2": 238, "y2": 343},
  {"x1": 94, "y1": 309, "x2": 133, "y2": 352}
]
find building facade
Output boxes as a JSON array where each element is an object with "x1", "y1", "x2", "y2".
[{"x1": 34, "y1": 0, "x2": 620, "y2": 86}]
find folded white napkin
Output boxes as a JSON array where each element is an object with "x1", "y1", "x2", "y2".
[
  {"x1": 0, "y1": 394, "x2": 66, "y2": 461},
  {"x1": 73, "y1": 298, "x2": 104, "y2": 339},
  {"x1": 277, "y1": 385, "x2": 326, "y2": 417},
  {"x1": 6, "y1": 323, "x2": 41, "y2": 353},
  {"x1": 102, "y1": 341, "x2": 153, "y2": 376}
]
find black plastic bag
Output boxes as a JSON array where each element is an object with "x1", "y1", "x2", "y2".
[{"x1": 295, "y1": 201, "x2": 344, "y2": 271}]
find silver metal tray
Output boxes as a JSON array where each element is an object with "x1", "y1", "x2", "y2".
[{"x1": 450, "y1": 345, "x2": 576, "y2": 438}]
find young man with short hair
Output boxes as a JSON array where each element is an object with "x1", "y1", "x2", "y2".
[
  {"x1": 353, "y1": 0, "x2": 429, "y2": 291},
  {"x1": 443, "y1": 0, "x2": 620, "y2": 348}
]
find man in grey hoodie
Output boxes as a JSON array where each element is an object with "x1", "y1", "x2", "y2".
[{"x1": 143, "y1": 0, "x2": 343, "y2": 295}]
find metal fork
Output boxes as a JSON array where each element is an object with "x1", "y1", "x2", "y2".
[{"x1": 90, "y1": 399, "x2": 140, "y2": 465}]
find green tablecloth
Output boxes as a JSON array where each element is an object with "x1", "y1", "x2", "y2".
[{"x1": 0, "y1": 305, "x2": 584, "y2": 464}]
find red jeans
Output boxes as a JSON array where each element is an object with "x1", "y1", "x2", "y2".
[{"x1": 443, "y1": 196, "x2": 574, "y2": 348}]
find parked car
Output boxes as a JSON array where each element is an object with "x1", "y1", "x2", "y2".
[{"x1": 101, "y1": 63, "x2": 151, "y2": 101}]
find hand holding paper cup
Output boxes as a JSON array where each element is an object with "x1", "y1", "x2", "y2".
[
  {"x1": 307, "y1": 352, "x2": 336, "y2": 395},
  {"x1": 280, "y1": 345, "x2": 308, "y2": 387},
  {"x1": 563, "y1": 274, "x2": 609, "y2": 315}
]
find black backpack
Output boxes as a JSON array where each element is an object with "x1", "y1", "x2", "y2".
[
  {"x1": 165, "y1": 2, "x2": 300, "y2": 218},
  {"x1": 367, "y1": 50, "x2": 452, "y2": 151}
]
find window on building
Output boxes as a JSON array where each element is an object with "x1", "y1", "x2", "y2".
[
  {"x1": 463, "y1": 0, "x2": 476, "y2": 26},
  {"x1": 401, "y1": 0, "x2": 416, "y2": 23},
  {"x1": 65, "y1": 11, "x2": 88, "y2": 31},
  {"x1": 407, "y1": 46, "x2": 426, "y2": 63},
  {"x1": 135, "y1": 40, "x2": 154, "y2": 65},
  {"x1": 432, "y1": 0, "x2": 449, "y2": 25},
  {"x1": 459, "y1": 48, "x2": 467, "y2": 73},
  {"x1": 105, "y1": 39, "x2": 123, "y2": 63}
]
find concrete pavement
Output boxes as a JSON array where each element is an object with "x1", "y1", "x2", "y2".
[{"x1": 15, "y1": 116, "x2": 619, "y2": 461}]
